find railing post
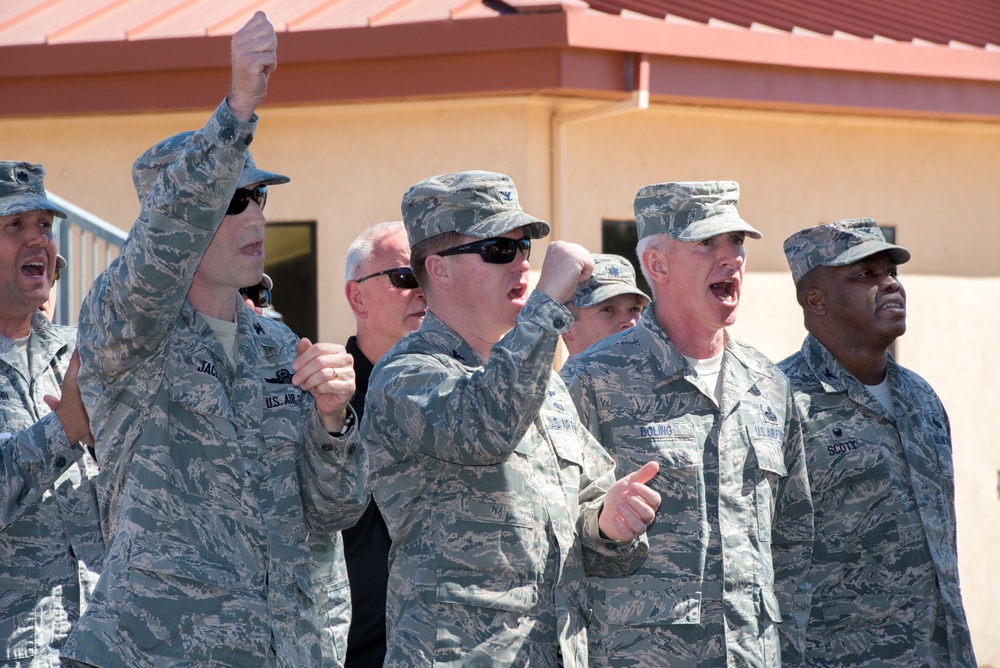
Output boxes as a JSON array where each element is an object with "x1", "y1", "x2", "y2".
[{"x1": 45, "y1": 191, "x2": 128, "y2": 327}]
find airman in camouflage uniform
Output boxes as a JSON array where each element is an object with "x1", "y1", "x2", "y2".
[
  {"x1": 241, "y1": 272, "x2": 354, "y2": 668},
  {"x1": 560, "y1": 181, "x2": 813, "y2": 667},
  {"x1": 778, "y1": 219, "x2": 977, "y2": 666},
  {"x1": 61, "y1": 14, "x2": 367, "y2": 668},
  {"x1": 562, "y1": 253, "x2": 649, "y2": 358},
  {"x1": 362, "y1": 170, "x2": 661, "y2": 667},
  {"x1": 0, "y1": 161, "x2": 103, "y2": 668}
]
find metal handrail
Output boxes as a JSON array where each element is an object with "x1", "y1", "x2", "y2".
[{"x1": 46, "y1": 191, "x2": 127, "y2": 326}]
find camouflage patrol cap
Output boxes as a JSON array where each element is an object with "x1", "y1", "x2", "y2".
[
  {"x1": 132, "y1": 130, "x2": 290, "y2": 204},
  {"x1": 0, "y1": 161, "x2": 68, "y2": 219},
  {"x1": 783, "y1": 218, "x2": 911, "y2": 284},
  {"x1": 567, "y1": 254, "x2": 650, "y2": 308},
  {"x1": 401, "y1": 170, "x2": 550, "y2": 247},
  {"x1": 633, "y1": 180, "x2": 761, "y2": 242}
]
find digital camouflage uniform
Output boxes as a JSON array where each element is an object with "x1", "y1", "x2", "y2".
[
  {"x1": 61, "y1": 100, "x2": 367, "y2": 668},
  {"x1": 560, "y1": 312, "x2": 813, "y2": 668},
  {"x1": 362, "y1": 170, "x2": 648, "y2": 668},
  {"x1": 565, "y1": 253, "x2": 650, "y2": 310},
  {"x1": 310, "y1": 527, "x2": 352, "y2": 667},
  {"x1": 778, "y1": 219, "x2": 976, "y2": 667},
  {"x1": 559, "y1": 180, "x2": 813, "y2": 667},
  {"x1": 778, "y1": 336, "x2": 976, "y2": 667},
  {"x1": 1, "y1": 313, "x2": 104, "y2": 668}
]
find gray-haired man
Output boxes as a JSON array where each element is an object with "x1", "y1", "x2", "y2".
[
  {"x1": 560, "y1": 181, "x2": 813, "y2": 667},
  {"x1": 339, "y1": 221, "x2": 426, "y2": 667},
  {"x1": 362, "y1": 170, "x2": 661, "y2": 667},
  {"x1": 778, "y1": 219, "x2": 976, "y2": 667}
]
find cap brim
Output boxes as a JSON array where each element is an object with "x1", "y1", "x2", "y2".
[
  {"x1": 571, "y1": 283, "x2": 651, "y2": 308},
  {"x1": 829, "y1": 240, "x2": 911, "y2": 267},
  {"x1": 673, "y1": 213, "x2": 761, "y2": 242},
  {"x1": 461, "y1": 210, "x2": 550, "y2": 240},
  {"x1": 4, "y1": 194, "x2": 68, "y2": 219},
  {"x1": 239, "y1": 168, "x2": 290, "y2": 189}
]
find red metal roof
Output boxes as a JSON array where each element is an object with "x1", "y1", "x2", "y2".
[
  {"x1": 2, "y1": 0, "x2": 997, "y2": 49},
  {"x1": 2, "y1": 0, "x2": 999, "y2": 121},
  {"x1": 587, "y1": 0, "x2": 1000, "y2": 49}
]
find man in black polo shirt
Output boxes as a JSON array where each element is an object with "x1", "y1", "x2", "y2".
[{"x1": 341, "y1": 221, "x2": 426, "y2": 666}]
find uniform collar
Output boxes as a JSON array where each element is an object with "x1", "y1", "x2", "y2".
[
  {"x1": 403, "y1": 310, "x2": 483, "y2": 367},
  {"x1": 801, "y1": 333, "x2": 899, "y2": 417},
  {"x1": 634, "y1": 305, "x2": 771, "y2": 383}
]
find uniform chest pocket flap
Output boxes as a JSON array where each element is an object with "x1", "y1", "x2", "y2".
[
  {"x1": 436, "y1": 569, "x2": 538, "y2": 614},
  {"x1": 746, "y1": 428, "x2": 787, "y2": 477},
  {"x1": 600, "y1": 579, "x2": 703, "y2": 626},
  {"x1": 616, "y1": 421, "x2": 700, "y2": 470},
  {"x1": 169, "y1": 352, "x2": 234, "y2": 422}
]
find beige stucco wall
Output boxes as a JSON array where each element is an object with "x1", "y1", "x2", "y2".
[{"x1": 2, "y1": 95, "x2": 998, "y2": 663}]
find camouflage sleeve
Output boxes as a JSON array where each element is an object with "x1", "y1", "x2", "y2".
[
  {"x1": 559, "y1": 365, "x2": 603, "y2": 444},
  {"x1": 773, "y1": 390, "x2": 814, "y2": 664},
  {"x1": 577, "y1": 429, "x2": 649, "y2": 577},
  {"x1": 937, "y1": 402, "x2": 958, "y2": 544},
  {"x1": 78, "y1": 100, "x2": 256, "y2": 383},
  {"x1": 0, "y1": 413, "x2": 83, "y2": 528},
  {"x1": 367, "y1": 291, "x2": 569, "y2": 465},
  {"x1": 298, "y1": 403, "x2": 369, "y2": 534}
]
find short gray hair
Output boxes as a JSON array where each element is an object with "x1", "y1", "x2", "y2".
[
  {"x1": 345, "y1": 221, "x2": 406, "y2": 282},
  {"x1": 635, "y1": 232, "x2": 673, "y2": 289}
]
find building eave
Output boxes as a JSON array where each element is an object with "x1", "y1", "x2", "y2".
[{"x1": 2, "y1": 12, "x2": 998, "y2": 121}]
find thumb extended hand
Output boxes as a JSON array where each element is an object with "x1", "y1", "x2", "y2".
[
  {"x1": 43, "y1": 395, "x2": 60, "y2": 412},
  {"x1": 626, "y1": 460, "x2": 659, "y2": 485}
]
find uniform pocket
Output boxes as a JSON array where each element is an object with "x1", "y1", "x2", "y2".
[
  {"x1": 119, "y1": 553, "x2": 271, "y2": 662},
  {"x1": 310, "y1": 568, "x2": 349, "y2": 665},
  {"x1": 436, "y1": 569, "x2": 538, "y2": 613},
  {"x1": 615, "y1": 425, "x2": 702, "y2": 538},
  {"x1": 747, "y1": 433, "x2": 787, "y2": 542}
]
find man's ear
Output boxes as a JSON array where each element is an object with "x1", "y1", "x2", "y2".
[
  {"x1": 641, "y1": 247, "x2": 668, "y2": 286},
  {"x1": 345, "y1": 280, "x2": 367, "y2": 319},
  {"x1": 424, "y1": 255, "x2": 451, "y2": 290},
  {"x1": 802, "y1": 286, "x2": 827, "y2": 316}
]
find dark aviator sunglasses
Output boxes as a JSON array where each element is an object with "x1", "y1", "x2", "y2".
[
  {"x1": 239, "y1": 284, "x2": 272, "y2": 309},
  {"x1": 227, "y1": 186, "x2": 267, "y2": 216},
  {"x1": 356, "y1": 266, "x2": 420, "y2": 290},
  {"x1": 436, "y1": 236, "x2": 531, "y2": 264}
]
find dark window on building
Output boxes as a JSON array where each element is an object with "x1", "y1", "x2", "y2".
[
  {"x1": 264, "y1": 222, "x2": 317, "y2": 342},
  {"x1": 601, "y1": 219, "x2": 649, "y2": 296}
]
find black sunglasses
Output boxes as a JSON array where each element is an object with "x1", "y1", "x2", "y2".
[
  {"x1": 239, "y1": 284, "x2": 272, "y2": 309},
  {"x1": 356, "y1": 266, "x2": 420, "y2": 290},
  {"x1": 436, "y1": 236, "x2": 531, "y2": 264},
  {"x1": 227, "y1": 186, "x2": 267, "y2": 216}
]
